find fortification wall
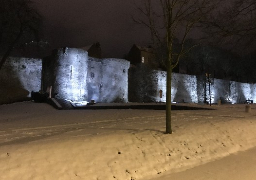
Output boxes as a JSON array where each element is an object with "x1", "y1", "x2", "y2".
[
  {"x1": 129, "y1": 66, "x2": 256, "y2": 104},
  {"x1": 42, "y1": 48, "x2": 89, "y2": 101},
  {"x1": 101, "y1": 58, "x2": 130, "y2": 102},
  {"x1": 87, "y1": 57, "x2": 102, "y2": 102},
  {"x1": 0, "y1": 57, "x2": 42, "y2": 104},
  {"x1": 128, "y1": 65, "x2": 158, "y2": 102},
  {"x1": 1, "y1": 52, "x2": 255, "y2": 105},
  {"x1": 43, "y1": 48, "x2": 130, "y2": 103},
  {"x1": 87, "y1": 57, "x2": 130, "y2": 103}
]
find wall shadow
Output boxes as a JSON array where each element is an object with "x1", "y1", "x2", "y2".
[{"x1": 0, "y1": 61, "x2": 29, "y2": 104}]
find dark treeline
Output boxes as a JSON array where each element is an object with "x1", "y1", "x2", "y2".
[{"x1": 180, "y1": 40, "x2": 256, "y2": 83}]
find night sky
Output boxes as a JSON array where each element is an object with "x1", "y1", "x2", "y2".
[{"x1": 34, "y1": 0, "x2": 150, "y2": 58}]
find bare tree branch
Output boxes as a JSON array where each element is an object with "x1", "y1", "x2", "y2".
[
  {"x1": 202, "y1": 0, "x2": 256, "y2": 54},
  {"x1": 134, "y1": 0, "x2": 220, "y2": 134},
  {"x1": 0, "y1": 0, "x2": 42, "y2": 70}
]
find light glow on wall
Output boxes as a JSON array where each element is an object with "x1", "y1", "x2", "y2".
[
  {"x1": 53, "y1": 48, "x2": 88, "y2": 101},
  {"x1": 185, "y1": 75, "x2": 198, "y2": 103},
  {"x1": 241, "y1": 83, "x2": 251, "y2": 100},
  {"x1": 171, "y1": 74, "x2": 178, "y2": 102},
  {"x1": 171, "y1": 86, "x2": 177, "y2": 103},
  {"x1": 7, "y1": 51, "x2": 256, "y2": 105},
  {"x1": 141, "y1": 57, "x2": 145, "y2": 63},
  {"x1": 251, "y1": 84, "x2": 256, "y2": 103},
  {"x1": 65, "y1": 99, "x2": 88, "y2": 107},
  {"x1": 229, "y1": 81, "x2": 238, "y2": 104},
  {"x1": 154, "y1": 71, "x2": 167, "y2": 102},
  {"x1": 226, "y1": 96, "x2": 235, "y2": 104},
  {"x1": 1, "y1": 58, "x2": 42, "y2": 97}
]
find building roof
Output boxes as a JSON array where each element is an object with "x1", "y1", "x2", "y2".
[
  {"x1": 134, "y1": 44, "x2": 154, "y2": 53},
  {"x1": 80, "y1": 42, "x2": 100, "y2": 51}
]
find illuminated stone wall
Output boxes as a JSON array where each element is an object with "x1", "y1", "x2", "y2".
[
  {"x1": 87, "y1": 57, "x2": 102, "y2": 102},
  {"x1": 0, "y1": 57, "x2": 42, "y2": 104},
  {"x1": 42, "y1": 48, "x2": 88, "y2": 101},
  {"x1": 129, "y1": 67, "x2": 202, "y2": 103},
  {"x1": 56, "y1": 48, "x2": 87, "y2": 101},
  {"x1": 100, "y1": 58, "x2": 130, "y2": 102},
  {"x1": 1, "y1": 53, "x2": 256, "y2": 105},
  {"x1": 209, "y1": 80, "x2": 256, "y2": 104},
  {"x1": 43, "y1": 48, "x2": 130, "y2": 103},
  {"x1": 129, "y1": 67, "x2": 256, "y2": 104},
  {"x1": 87, "y1": 57, "x2": 130, "y2": 102}
]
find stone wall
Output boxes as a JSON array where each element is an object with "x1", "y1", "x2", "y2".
[
  {"x1": 100, "y1": 58, "x2": 130, "y2": 102},
  {"x1": 128, "y1": 66, "x2": 202, "y2": 103},
  {"x1": 129, "y1": 66, "x2": 256, "y2": 104},
  {"x1": 87, "y1": 57, "x2": 102, "y2": 102},
  {"x1": 88, "y1": 57, "x2": 130, "y2": 102},
  {"x1": 43, "y1": 48, "x2": 88, "y2": 101},
  {"x1": 128, "y1": 65, "x2": 158, "y2": 102},
  {"x1": 1, "y1": 52, "x2": 255, "y2": 105},
  {"x1": 0, "y1": 57, "x2": 42, "y2": 104},
  {"x1": 43, "y1": 48, "x2": 130, "y2": 103}
]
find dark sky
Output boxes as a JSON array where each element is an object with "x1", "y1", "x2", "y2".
[{"x1": 34, "y1": 0, "x2": 150, "y2": 58}]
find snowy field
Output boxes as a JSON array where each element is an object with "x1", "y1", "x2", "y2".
[{"x1": 1, "y1": 102, "x2": 256, "y2": 180}]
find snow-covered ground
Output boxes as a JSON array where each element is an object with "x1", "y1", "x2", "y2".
[{"x1": 0, "y1": 102, "x2": 256, "y2": 180}]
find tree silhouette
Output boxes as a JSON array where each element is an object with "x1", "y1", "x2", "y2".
[
  {"x1": 0, "y1": 0, "x2": 41, "y2": 70},
  {"x1": 134, "y1": 0, "x2": 220, "y2": 134},
  {"x1": 202, "y1": 0, "x2": 256, "y2": 54}
]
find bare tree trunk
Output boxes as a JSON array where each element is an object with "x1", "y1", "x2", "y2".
[
  {"x1": 134, "y1": 0, "x2": 219, "y2": 134},
  {"x1": 166, "y1": 62, "x2": 172, "y2": 134}
]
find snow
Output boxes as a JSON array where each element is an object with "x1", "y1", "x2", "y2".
[
  {"x1": 0, "y1": 102, "x2": 256, "y2": 180},
  {"x1": 148, "y1": 146, "x2": 256, "y2": 180}
]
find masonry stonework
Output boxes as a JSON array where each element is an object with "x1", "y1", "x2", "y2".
[
  {"x1": 1, "y1": 48, "x2": 256, "y2": 105},
  {"x1": 128, "y1": 65, "x2": 256, "y2": 104},
  {"x1": 42, "y1": 48, "x2": 130, "y2": 103},
  {"x1": 0, "y1": 57, "x2": 42, "y2": 104}
]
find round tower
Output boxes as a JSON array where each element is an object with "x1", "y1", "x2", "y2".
[{"x1": 53, "y1": 48, "x2": 88, "y2": 101}]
